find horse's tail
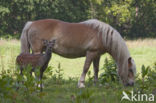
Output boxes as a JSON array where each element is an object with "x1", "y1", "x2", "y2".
[{"x1": 20, "y1": 21, "x2": 33, "y2": 53}]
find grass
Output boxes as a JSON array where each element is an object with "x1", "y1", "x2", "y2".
[{"x1": 0, "y1": 38, "x2": 156, "y2": 103}]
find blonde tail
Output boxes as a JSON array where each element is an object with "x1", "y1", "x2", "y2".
[{"x1": 20, "y1": 21, "x2": 32, "y2": 53}]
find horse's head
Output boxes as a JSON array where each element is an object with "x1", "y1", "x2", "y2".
[{"x1": 120, "y1": 57, "x2": 136, "y2": 86}]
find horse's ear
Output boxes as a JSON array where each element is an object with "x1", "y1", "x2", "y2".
[{"x1": 128, "y1": 57, "x2": 132, "y2": 68}]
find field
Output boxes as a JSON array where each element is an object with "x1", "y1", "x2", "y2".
[{"x1": 0, "y1": 38, "x2": 156, "y2": 103}]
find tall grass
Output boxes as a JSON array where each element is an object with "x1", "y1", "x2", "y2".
[{"x1": 127, "y1": 38, "x2": 156, "y2": 48}]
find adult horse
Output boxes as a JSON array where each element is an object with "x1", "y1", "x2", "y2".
[{"x1": 20, "y1": 19, "x2": 136, "y2": 88}]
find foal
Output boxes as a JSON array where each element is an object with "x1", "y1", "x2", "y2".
[{"x1": 16, "y1": 40, "x2": 55, "y2": 91}]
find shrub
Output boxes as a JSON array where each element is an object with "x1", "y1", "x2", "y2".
[
  {"x1": 0, "y1": 70, "x2": 15, "y2": 103},
  {"x1": 99, "y1": 57, "x2": 119, "y2": 85},
  {"x1": 134, "y1": 62, "x2": 156, "y2": 93},
  {"x1": 51, "y1": 63, "x2": 64, "y2": 84}
]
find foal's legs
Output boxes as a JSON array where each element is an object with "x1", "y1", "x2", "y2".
[
  {"x1": 93, "y1": 56, "x2": 100, "y2": 84},
  {"x1": 78, "y1": 51, "x2": 98, "y2": 88},
  {"x1": 39, "y1": 65, "x2": 48, "y2": 92},
  {"x1": 20, "y1": 66, "x2": 23, "y2": 75}
]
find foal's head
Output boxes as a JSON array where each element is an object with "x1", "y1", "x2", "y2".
[
  {"x1": 43, "y1": 40, "x2": 55, "y2": 53},
  {"x1": 120, "y1": 57, "x2": 136, "y2": 86}
]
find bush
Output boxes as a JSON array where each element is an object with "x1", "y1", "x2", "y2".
[
  {"x1": 0, "y1": 70, "x2": 15, "y2": 103},
  {"x1": 99, "y1": 57, "x2": 119, "y2": 85},
  {"x1": 0, "y1": 64, "x2": 52, "y2": 103}
]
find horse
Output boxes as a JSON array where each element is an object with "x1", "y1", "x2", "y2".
[{"x1": 20, "y1": 19, "x2": 136, "y2": 88}]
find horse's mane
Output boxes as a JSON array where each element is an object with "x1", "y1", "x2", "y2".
[{"x1": 81, "y1": 19, "x2": 130, "y2": 77}]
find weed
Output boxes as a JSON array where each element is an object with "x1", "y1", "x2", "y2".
[
  {"x1": 51, "y1": 62, "x2": 64, "y2": 84},
  {"x1": 99, "y1": 57, "x2": 119, "y2": 86},
  {"x1": 72, "y1": 89, "x2": 94, "y2": 103},
  {"x1": 87, "y1": 70, "x2": 93, "y2": 86}
]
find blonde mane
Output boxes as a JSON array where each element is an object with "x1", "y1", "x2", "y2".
[{"x1": 81, "y1": 19, "x2": 131, "y2": 78}]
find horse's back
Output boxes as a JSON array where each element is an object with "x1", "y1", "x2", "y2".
[{"x1": 27, "y1": 19, "x2": 104, "y2": 58}]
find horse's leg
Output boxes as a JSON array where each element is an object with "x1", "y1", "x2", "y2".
[
  {"x1": 30, "y1": 39, "x2": 43, "y2": 54},
  {"x1": 78, "y1": 51, "x2": 98, "y2": 88},
  {"x1": 93, "y1": 56, "x2": 100, "y2": 85}
]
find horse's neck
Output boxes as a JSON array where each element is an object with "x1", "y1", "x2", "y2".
[{"x1": 108, "y1": 35, "x2": 130, "y2": 70}]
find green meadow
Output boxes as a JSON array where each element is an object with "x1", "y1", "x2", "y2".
[{"x1": 0, "y1": 38, "x2": 156, "y2": 103}]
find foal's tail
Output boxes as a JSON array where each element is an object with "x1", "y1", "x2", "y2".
[{"x1": 20, "y1": 21, "x2": 32, "y2": 53}]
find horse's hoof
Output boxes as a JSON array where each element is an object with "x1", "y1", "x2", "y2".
[{"x1": 78, "y1": 82, "x2": 85, "y2": 88}]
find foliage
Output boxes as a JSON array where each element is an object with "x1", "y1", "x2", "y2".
[
  {"x1": 0, "y1": 61, "x2": 64, "y2": 102},
  {"x1": 99, "y1": 57, "x2": 119, "y2": 85},
  {"x1": 130, "y1": 0, "x2": 156, "y2": 38},
  {"x1": 87, "y1": 70, "x2": 93, "y2": 84},
  {"x1": 0, "y1": 59, "x2": 156, "y2": 102},
  {"x1": 0, "y1": 69, "x2": 14, "y2": 103},
  {"x1": 132, "y1": 63, "x2": 156, "y2": 95},
  {"x1": 52, "y1": 62, "x2": 64, "y2": 84},
  {"x1": 73, "y1": 89, "x2": 94, "y2": 103},
  {"x1": 0, "y1": 0, "x2": 156, "y2": 38}
]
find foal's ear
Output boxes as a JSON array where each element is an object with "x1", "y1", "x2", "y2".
[
  {"x1": 128, "y1": 57, "x2": 132, "y2": 68},
  {"x1": 43, "y1": 40, "x2": 49, "y2": 46},
  {"x1": 49, "y1": 39, "x2": 56, "y2": 45}
]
